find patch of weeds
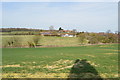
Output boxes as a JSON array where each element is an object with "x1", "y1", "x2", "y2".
[
  {"x1": 54, "y1": 75, "x2": 60, "y2": 78},
  {"x1": 7, "y1": 75, "x2": 14, "y2": 78},
  {"x1": 20, "y1": 75, "x2": 27, "y2": 78}
]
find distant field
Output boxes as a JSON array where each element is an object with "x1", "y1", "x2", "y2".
[
  {"x1": 2, "y1": 44, "x2": 118, "y2": 78},
  {"x1": 2, "y1": 35, "x2": 79, "y2": 47}
]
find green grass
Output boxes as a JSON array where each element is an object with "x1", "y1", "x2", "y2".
[
  {"x1": 2, "y1": 35, "x2": 79, "y2": 47},
  {"x1": 2, "y1": 44, "x2": 118, "y2": 78}
]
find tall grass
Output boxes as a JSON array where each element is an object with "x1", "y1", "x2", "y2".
[{"x1": 3, "y1": 36, "x2": 22, "y2": 47}]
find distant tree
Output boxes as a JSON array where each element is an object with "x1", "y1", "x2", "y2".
[
  {"x1": 59, "y1": 27, "x2": 63, "y2": 30},
  {"x1": 115, "y1": 31, "x2": 118, "y2": 34},
  {"x1": 49, "y1": 26, "x2": 54, "y2": 31},
  {"x1": 78, "y1": 33, "x2": 89, "y2": 44},
  {"x1": 106, "y1": 30, "x2": 112, "y2": 33},
  {"x1": 72, "y1": 29, "x2": 77, "y2": 36},
  {"x1": 72, "y1": 29, "x2": 77, "y2": 33},
  {"x1": 104, "y1": 30, "x2": 118, "y2": 43},
  {"x1": 88, "y1": 36, "x2": 99, "y2": 44}
]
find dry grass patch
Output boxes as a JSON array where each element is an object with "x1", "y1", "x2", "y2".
[
  {"x1": 3, "y1": 73, "x2": 118, "y2": 78},
  {"x1": 104, "y1": 53, "x2": 117, "y2": 55},
  {"x1": 99, "y1": 45, "x2": 115, "y2": 48},
  {"x1": 43, "y1": 64, "x2": 58, "y2": 69},
  {"x1": 43, "y1": 59, "x2": 73, "y2": 70},
  {"x1": 100, "y1": 73, "x2": 118, "y2": 78},
  {"x1": 100, "y1": 49, "x2": 118, "y2": 52},
  {"x1": 53, "y1": 59, "x2": 73, "y2": 64},
  {"x1": 2, "y1": 73, "x2": 69, "y2": 78},
  {"x1": 68, "y1": 73, "x2": 101, "y2": 78},
  {"x1": 87, "y1": 61, "x2": 100, "y2": 67},
  {"x1": 85, "y1": 55, "x2": 95, "y2": 57},
  {"x1": 55, "y1": 65, "x2": 73, "y2": 71},
  {"x1": 3, "y1": 64, "x2": 21, "y2": 68}
]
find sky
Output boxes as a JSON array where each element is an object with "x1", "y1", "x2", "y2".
[
  {"x1": 1, "y1": 2, "x2": 118, "y2": 32},
  {"x1": 1, "y1": 0, "x2": 119, "y2": 2}
]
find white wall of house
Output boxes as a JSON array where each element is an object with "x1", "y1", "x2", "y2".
[{"x1": 61, "y1": 34, "x2": 76, "y2": 37}]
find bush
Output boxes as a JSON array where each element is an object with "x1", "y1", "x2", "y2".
[
  {"x1": 88, "y1": 36, "x2": 99, "y2": 44},
  {"x1": 78, "y1": 32, "x2": 118, "y2": 44},
  {"x1": 87, "y1": 34, "x2": 99, "y2": 44},
  {"x1": 78, "y1": 33, "x2": 89, "y2": 44},
  {"x1": 27, "y1": 41, "x2": 35, "y2": 48},
  {"x1": 27, "y1": 35, "x2": 41, "y2": 48},
  {"x1": 3, "y1": 36, "x2": 21, "y2": 47},
  {"x1": 33, "y1": 35, "x2": 41, "y2": 46}
]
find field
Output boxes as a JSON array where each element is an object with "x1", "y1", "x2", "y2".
[
  {"x1": 2, "y1": 35, "x2": 79, "y2": 47},
  {"x1": 2, "y1": 43, "x2": 118, "y2": 78}
]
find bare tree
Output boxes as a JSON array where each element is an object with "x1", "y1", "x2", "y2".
[
  {"x1": 73, "y1": 29, "x2": 77, "y2": 36},
  {"x1": 72, "y1": 29, "x2": 77, "y2": 33},
  {"x1": 106, "y1": 30, "x2": 112, "y2": 33},
  {"x1": 49, "y1": 26, "x2": 54, "y2": 31}
]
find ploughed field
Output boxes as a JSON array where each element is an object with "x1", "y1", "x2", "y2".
[{"x1": 2, "y1": 44, "x2": 118, "y2": 78}]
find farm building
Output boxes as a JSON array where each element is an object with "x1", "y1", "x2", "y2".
[{"x1": 61, "y1": 34, "x2": 76, "y2": 37}]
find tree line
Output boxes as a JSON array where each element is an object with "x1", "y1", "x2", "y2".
[
  {"x1": 77, "y1": 32, "x2": 118, "y2": 44},
  {"x1": 0, "y1": 28, "x2": 42, "y2": 32}
]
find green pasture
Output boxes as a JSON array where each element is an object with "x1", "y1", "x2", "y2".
[
  {"x1": 2, "y1": 44, "x2": 118, "y2": 78},
  {"x1": 2, "y1": 35, "x2": 79, "y2": 47}
]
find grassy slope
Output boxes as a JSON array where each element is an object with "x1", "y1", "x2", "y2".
[
  {"x1": 2, "y1": 35, "x2": 79, "y2": 47},
  {"x1": 2, "y1": 44, "x2": 118, "y2": 78}
]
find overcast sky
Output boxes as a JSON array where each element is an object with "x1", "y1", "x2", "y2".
[{"x1": 2, "y1": 2, "x2": 118, "y2": 32}]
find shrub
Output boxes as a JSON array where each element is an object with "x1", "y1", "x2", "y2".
[
  {"x1": 88, "y1": 36, "x2": 99, "y2": 44},
  {"x1": 27, "y1": 41, "x2": 35, "y2": 48},
  {"x1": 3, "y1": 36, "x2": 21, "y2": 47},
  {"x1": 78, "y1": 33, "x2": 89, "y2": 44},
  {"x1": 32, "y1": 35, "x2": 41, "y2": 46},
  {"x1": 87, "y1": 34, "x2": 99, "y2": 44}
]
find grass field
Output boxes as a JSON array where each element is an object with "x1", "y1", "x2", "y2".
[
  {"x1": 2, "y1": 35, "x2": 79, "y2": 47},
  {"x1": 2, "y1": 44, "x2": 118, "y2": 78}
]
